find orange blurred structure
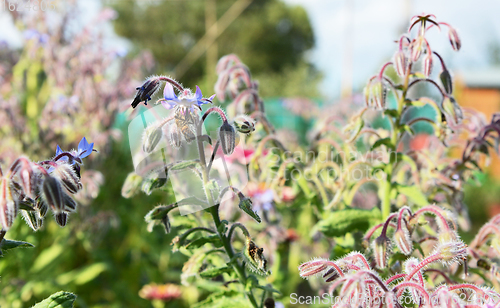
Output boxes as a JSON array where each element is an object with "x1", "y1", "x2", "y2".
[{"x1": 457, "y1": 68, "x2": 500, "y2": 178}]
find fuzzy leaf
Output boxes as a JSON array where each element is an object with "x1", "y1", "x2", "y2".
[
  {"x1": 192, "y1": 290, "x2": 253, "y2": 308},
  {"x1": 199, "y1": 266, "x2": 233, "y2": 278},
  {"x1": 396, "y1": 184, "x2": 428, "y2": 206},
  {"x1": 186, "y1": 235, "x2": 223, "y2": 250},
  {"x1": 313, "y1": 207, "x2": 382, "y2": 237},
  {"x1": 170, "y1": 160, "x2": 200, "y2": 171},
  {"x1": 0, "y1": 239, "x2": 34, "y2": 254},
  {"x1": 32, "y1": 291, "x2": 76, "y2": 308}
]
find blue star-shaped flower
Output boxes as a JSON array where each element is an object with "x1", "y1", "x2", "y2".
[
  {"x1": 160, "y1": 83, "x2": 215, "y2": 112},
  {"x1": 55, "y1": 137, "x2": 95, "y2": 163}
]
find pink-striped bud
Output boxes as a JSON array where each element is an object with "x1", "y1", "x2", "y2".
[
  {"x1": 394, "y1": 50, "x2": 408, "y2": 77},
  {"x1": 448, "y1": 27, "x2": 461, "y2": 51},
  {"x1": 42, "y1": 176, "x2": 63, "y2": 212},
  {"x1": 298, "y1": 258, "x2": 329, "y2": 278},
  {"x1": 373, "y1": 235, "x2": 391, "y2": 269},
  {"x1": 423, "y1": 53, "x2": 433, "y2": 77},
  {"x1": 411, "y1": 37, "x2": 425, "y2": 62},
  {"x1": 0, "y1": 178, "x2": 18, "y2": 230},
  {"x1": 394, "y1": 226, "x2": 413, "y2": 255}
]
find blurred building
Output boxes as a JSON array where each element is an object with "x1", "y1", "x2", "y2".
[{"x1": 457, "y1": 67, "x2": 500, "y2": 178}]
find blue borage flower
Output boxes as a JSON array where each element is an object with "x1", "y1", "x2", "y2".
[
  {"x1": 55, "y1": 137, "x2": 95, "y2": 163},
  {"x1": 159, "y1": 82, "x2": 215, "y2": 112}
]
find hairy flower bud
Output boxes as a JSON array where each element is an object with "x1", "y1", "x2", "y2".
[
  {"x1": 141, "y1": 175, "x2": 167, "y2": 195},
  {"x1": 55, "y1": 212, "x2": 68, "y2": 227},
  {"x1": 131, "y1": 77, "x2": 161, "y2": 108},
  {"x1": 434, "y1": 240, "x2": 467, "y2": 265},
  {"x1": 243, "y1": 237, "x2": 270, "y2": 276},
  {"x1": 11, "y1": 157, "x2": 34, "y2": 198},
  {"x1": 394, "y1": 226, "x2": 413, "y2": 255},
  {"x1": 442, "y1": 96, "x2": 463, "y2": 125},
  {"x1": 167, "y1": 124, "x2": 182, "y2": 148},
  {"x1": 63, "y1": 193, "x2": 77, "y2": 212},
  {"x1": 298, "y1": 258, "x2": 329, "y2": 278},
  {"x1": 372, "y1": 235, "x2": 391, "y2": 269},
  {"x1": 52, "y1": 163, "x2": 82, "y2": 194},
  {"x1": 0, "y1": 178, "x2": 18, "y2": 230},
  {"x1": 440, "y1": 68, "x2": 453, "y2": 94},
  {"x1": 219, "y1": 121, "x2": 236, "y2": 155},
  {"x1": 35, "y1": 196, "x2": 48, "y2": 217},
  {"x1": 21, "y1": 210, "x2": 43, "y2": 231},
  {"x1": 411, "y1": 36, "x2": 425, "y2": 62},
  {"x1": 423, "y1": 53, "x2": 433, "y2": 77},
  {"x1": 42, "y1": 176, "x2": 63, "y2": 212},
  {"x1": 448, "y1": 27, "x2": 461, "y2": 51},
  {"x1": 233, "y1": 115, "x2": 255, "y2": 135},
  {"x1": 143, "y1": 124, "x2": 163, "y2": 153},
  {"x1": 394, "y1": 50, "x2": 407, "y2": 77},
  {"x1": 121, "y1": 172, "x2": 143, "y2": 198}
]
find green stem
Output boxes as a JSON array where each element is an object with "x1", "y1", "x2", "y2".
[{"x1": 195, "y1": 119, "x2": 259, "y2": 308}]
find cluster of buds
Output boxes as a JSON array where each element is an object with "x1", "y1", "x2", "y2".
[
  {"x1": 298, "y1": 218, "x2": 499, "y2": 308},
  {"x1": 0, "y1": 137, "x2": 95, "y2": 231},
  {"x1": 365, "y1": 205, "x2": 465, "y2": 269},
  {"x1": 364, "y1": 14, "x2": 462, "y2": 116}
]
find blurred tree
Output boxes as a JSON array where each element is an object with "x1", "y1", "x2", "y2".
[{"x1": 110, "y1": 0, "x2": 321, "y2": 97}]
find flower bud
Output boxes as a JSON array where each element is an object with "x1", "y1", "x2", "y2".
[
  {"x1": 42, "y1": 176, "x2": 63, "y2": 212},
  {"x1": 145, "y1": 204, "x2": 175, "y2": 234},
  {"x1": 298, "y1": 259, "x2": 329, "y2": 278},
  {"x1": 143, "y1": 124, "x2": 163, "y2": 153},
  {"x1": 55, "y1": 212, "x2": 68, "y2": 227},
  {"x1": 442, "y1": 96, "x2": 463, "y2": 125},
  {"x1": 11, "y1": 157, "x2": 34, "y2": 198},
  {"x1": 434, "y1": 240, "x2": 467, "y2": 265},
  {"x1": 131, "y1": 77, "x2": 161, "y2": 108},
  {"x1": 21, "y1": 210, "x2": 43, "y2": 231},
  {"x1": 63, "y1": 193, "x2": 77, "y2": 212},
  {"x1": 243, "y1": 237, "x2": 270, "y2": 276},
  {"x1": 372, "y1": 235, "x2": 391, "y2": 269},
  {"x1": 448, "y1": 27, "x2": 461, "y2": 51},
  {"x1": 411, "y1": 37, "x2": 424, "y2": 62},
  {"x1": 440, "y1": 68, "x2": 453, "y2": 94},
  {"x1": 394, "y1": 226, "x2": 413, "y2": 255},
  {"x1": 219, "y1": 121, "x2": 236, "y2": 155},
  {"x1": 233, "y1": 115, "x2": 255, "y2": 135},
  {"x1": 52, "y1": 163, "x2": 82, "y2": 194},
  {"x1": 35, "y1": 196, "x2": 48, "y2": 217},
  {"x1": 394, "y1": 50, "x2": 407, "y2": 77},
  {"x1": 121, "y1": 172, "x2": 143, "y2": 198},
  {"x1": 0, "y1": 178, "x2": 18, "y2": 230},
  {"x1": 423, "y1": 53, "x2": 433, "y2": 77},
  {"x1": 167, "y1": 124, "x2": 182, "y2": 148}
]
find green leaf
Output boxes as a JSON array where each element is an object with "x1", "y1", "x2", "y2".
[
  {"x1": 199, "y1": 266, "x2": 233, "y2": 278},
  {"x1": 192, "y1": 290, "x2": 253, "y2": 308},
  {"x1": 396, "y1": 184, "x2": 428, "y2": 206},
  {"x1": 170, "y1": 160, "x2": 200, "y2": 171},
  {"x1": 31, "y1": 244, "x2": 64, "y2": 273},
  {"x1": 56, "y1": 263, "x2": 108, "y2": 285},
  {"x1": 186, "y1": 235, "x2": 222, "y2": 250},
  {"x1": 313, "y1": 207, "x2": 382, "y2": 237},
  {"x1": 384, "y1": 109, "x2": 399, "y2": 118},
  {"x1": 32, "y1": 291, "x2": 76, "y2": 308},
  {"x1": 0, "y1": 239, "x2": 34, "y2": 255},
  {"x1": 371, "y1": 137, "x2": 393, "y2": 151}
]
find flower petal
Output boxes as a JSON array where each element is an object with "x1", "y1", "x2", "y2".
[
  {"x1": 79, "y1": 142, "x2": 94, "y2": 158},
  {"x1": 195, "y1": 85, "x2": 202, "y2": 100},
  {"x1": 163, "y1": 82, "x2": 177, "y2": 100},
  {"x1": 161, "y1": 100, "x2": 177, "y2": 110},
  {"x1": 56, "y1": 145, "x2": 63, "y2": 156},
  {"x1": 78, "y1": 137, "x2": 89, "y2": 153}
]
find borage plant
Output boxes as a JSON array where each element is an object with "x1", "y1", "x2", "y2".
[
  {"x1": 124, "y1": 71, "x2": 279, "y2": 308},
  {"x1": 297, "y1": 14, "x2": 500, "y2": 308},
  {"x1": 0, "y1": 137, "x2": 95, "y2": 307}
]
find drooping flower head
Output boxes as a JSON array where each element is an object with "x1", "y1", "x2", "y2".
[{"x1": 55, "y1": 137, "x2": 95, "y2": 164}]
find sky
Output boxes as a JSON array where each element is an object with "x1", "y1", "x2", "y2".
[
  {"x1": 2, "y1": 0, "x2": 500, "y2": 98},
  {"x1": 284, "y1": 0, "x2": 500, "y2": 97}
]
